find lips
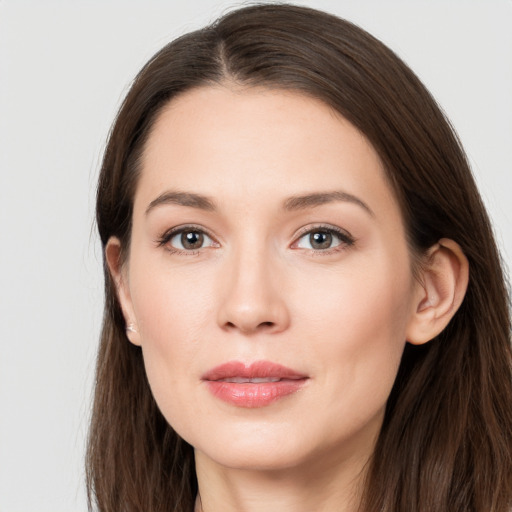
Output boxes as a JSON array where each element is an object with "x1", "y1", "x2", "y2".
[
  {"x1": 202, "y1": 361, "x2": 308, "y2": 408},
  {"x1": 217, "y1": 376, "x2": 282, "y2": 383}
]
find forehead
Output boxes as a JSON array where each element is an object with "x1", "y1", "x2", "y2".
[{"x1": 135, "y1": 85, "x2": 399, "y2": 222}]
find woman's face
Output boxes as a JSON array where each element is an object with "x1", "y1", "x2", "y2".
[{"x1": 114, "y1": 86, "x2": 423, "y2": 473}]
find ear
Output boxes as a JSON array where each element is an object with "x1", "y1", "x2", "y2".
[
  {"x1": 406, "y1": 238, "x2": 469, "y2": 345},
  {"x1": 105, "y1": 237, "x2": 141, "y2": 346}
]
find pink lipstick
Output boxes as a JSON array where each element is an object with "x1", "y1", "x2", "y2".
[{"x1": 202, "y1": 360, "x2": 308, "y2": 408}]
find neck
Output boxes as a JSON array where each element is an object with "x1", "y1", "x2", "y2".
[{"x1": 193, "y1": 446, "x2": 370, "y2": 512}]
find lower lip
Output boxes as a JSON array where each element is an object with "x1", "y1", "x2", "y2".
[{"x1": 205, "y1": 379, "x2": 307, "y2": 408}]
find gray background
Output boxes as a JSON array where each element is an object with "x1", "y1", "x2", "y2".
[{"x1": 1, "y1": 1, "x2": 511, "y2": 510}]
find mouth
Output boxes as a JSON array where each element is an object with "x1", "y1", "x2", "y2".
[
  {"x1": 202, "y1": 360, "x2": 309, "y2": 408},
  {"x1": 216, "y1": 377, "x2": 284, "y2": 383}
]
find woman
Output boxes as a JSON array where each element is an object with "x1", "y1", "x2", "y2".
[{"x1": 87, "y1": 4, "x2": 512, "y2": 511}]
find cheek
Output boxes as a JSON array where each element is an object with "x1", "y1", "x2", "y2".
[
  {"x1": 296, "y1": 251, "x2": 413, "y2": 342},
  {"x1": 131, "y1": 252, "x2": 215, "y2": 340},
  {"x1": 296, "y1": 254, "x2": 413, "y2": 413},
  {"x1": 128, "y1": 262, "x2": 215, "y2": 422}
]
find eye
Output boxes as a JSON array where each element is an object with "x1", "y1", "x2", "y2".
[
  {"x1": 157, "y1": 226, "x2": 217, "y2": 253},
  {"x1": 294, "y1": 226, "x2": 354, "y2": 252}
]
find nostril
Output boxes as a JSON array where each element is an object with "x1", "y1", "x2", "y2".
[{"x1": 223, "y1": 320, "x2": 275, "y2": 332}]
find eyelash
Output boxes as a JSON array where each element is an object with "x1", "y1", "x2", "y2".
[
  {"x1": 293, "y1": 224, "x2": 356, "y2": 255},
  {"x1": 156, "y1": 224, "x2": 355, "y2": 256},
  {"x1": 156, "y1": 224, "x2": 217, "y2": 255}
]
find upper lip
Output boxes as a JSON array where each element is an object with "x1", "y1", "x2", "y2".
[{"x1": 202, "y1": 360, "x2": 308, "y2": 381}]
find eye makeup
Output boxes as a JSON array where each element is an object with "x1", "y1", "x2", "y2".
[{"x1": 155, "y1": 221, "x2": 356, "y2": 258}]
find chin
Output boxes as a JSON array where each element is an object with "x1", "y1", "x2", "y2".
[
  {"x1": 185, "y1": 405, "x2": 385, "y2": 476},
  {"x1": 183, "y1": 419, "x2": 312, "y2": 471},
  {"x1": 196, "y1": 442, "x2": 311, "y2": 472}
]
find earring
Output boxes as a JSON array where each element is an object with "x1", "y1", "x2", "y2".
[{"x1": 126, "y1": 323, "x2": 138, "y2": 333}]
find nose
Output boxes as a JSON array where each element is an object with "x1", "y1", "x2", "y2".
[{"x1": 216, "y1": 246, "x2": 290, "y2": 335}]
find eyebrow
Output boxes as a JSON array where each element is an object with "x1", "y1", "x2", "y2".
[
  {"x1": 145, "y1": 189, "x2": 374, "y2": 217},
  {"x1": 283, "y1": 191, "x2": 374, "y2": 216},
  {"x1": 145, "y1": 191, "x2": 217, "y2": 215}
]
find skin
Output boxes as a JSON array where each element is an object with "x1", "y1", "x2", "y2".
[{"x1": 108, "y1": 86, "x2": 468, "y2": 512}]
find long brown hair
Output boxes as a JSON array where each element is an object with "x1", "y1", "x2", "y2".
[{"x1": 87, "y1": 4, "x2": 512, "y2": 511}]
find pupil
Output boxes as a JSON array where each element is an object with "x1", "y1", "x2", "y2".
[
  {"x1": 182, "y1": 231, "x2": 203, "y2": 249},
  {"x1": 310, "y1": 231, "x2": 332, "y2": 249}
]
